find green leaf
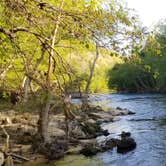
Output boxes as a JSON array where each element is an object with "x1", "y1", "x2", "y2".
[{"x1": 144, "y1": 65, "x2": 151, "y2": 72}]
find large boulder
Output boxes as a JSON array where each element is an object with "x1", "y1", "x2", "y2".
[
  {"x1": 117, "y1": 137, "x2": 136, "y2": 153},
  {"x1": 117, "y1": 132, "x2": 136, "y2": 153}
]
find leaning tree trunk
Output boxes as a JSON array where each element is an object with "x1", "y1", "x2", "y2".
[{"x1": 82, "y1": 42, "x2": 99, "y2": 109}]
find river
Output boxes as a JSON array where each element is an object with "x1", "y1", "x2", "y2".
[{"x1": 55, "y1": 94, "x2": 166, "y2": 166}]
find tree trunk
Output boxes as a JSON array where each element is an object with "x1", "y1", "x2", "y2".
[
  {"x1": 22, "y1": 76, "x2": 31, "y2": 103},
  {"x1": 38, "y1": 90, "x2": 52, "y2": 143},
  {"x1": 82, "y1": 42, "x2": 99, "y2": 107}
]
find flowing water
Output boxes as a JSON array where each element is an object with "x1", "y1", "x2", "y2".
[{"x1": 55, "y1": 94, "x2": 166, "y2": 166}]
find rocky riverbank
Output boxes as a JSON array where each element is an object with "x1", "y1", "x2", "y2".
[{"x1": 0, "y1": 106, "x2": 135, "y2": 165}]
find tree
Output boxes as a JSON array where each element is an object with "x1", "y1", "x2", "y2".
[{"x1": 0, "y1": 0, "x2": 143, "y2": 143}]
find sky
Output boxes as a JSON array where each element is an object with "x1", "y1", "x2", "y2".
[{"x1": 125, "y1": 0, "x2": 166, "y2": 27}]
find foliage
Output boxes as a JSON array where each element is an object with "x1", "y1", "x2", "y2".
[
  {"x1": 108, "y1": 62, "x2": 156, "y2": 93},
  {"x1": 108, "y1": 20, "x2": 166, "y2": 93},
  {"x1": 0, "y1": 0, "x2": 138, "y2": 94}
]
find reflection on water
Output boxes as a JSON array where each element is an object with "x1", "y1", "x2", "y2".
[{"x1": 56, "y1": 94, "x2": 166, "y2": 166}]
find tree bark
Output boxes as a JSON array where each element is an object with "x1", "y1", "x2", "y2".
[
  {"x1": 82, "y1": 42, "x2": 99, "y2": 107},
  {"x1": 21, "y1": 76, "x2": 30, "y2": 103},
  {"x1": 38, "y1": 90, "x2": 52, "y2": 143}
]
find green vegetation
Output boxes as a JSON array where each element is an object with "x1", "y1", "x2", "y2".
[
  {"x1": 0, "y1": 0, "x2": 135, "y2": 94},
  {"x1": 0, "y1": 0, "x2": 142, "y2": 146},
  {"x1": 0, "y1": 1, "x2": 166, "y2": 164},
  {"x1": 0, "y1": 38, "x2": 122, "y2": 93},
  {"x1": 108, "y1": 20, "x2": 166, "y2": 93}
]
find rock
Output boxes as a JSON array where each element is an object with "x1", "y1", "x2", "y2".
[
  {"x1": 113, "y1": 117, "x2": 121, "y2": 122},
  {"x1": 109, "y1": 108, "x2": 135, "y2": 116},
  {"x1": 12, "y1": 145, "x2": 32, "y2": 155},
  {"x1": 87, "y1": 119, "x2": 96, "y2": 124},
  {"x1": 102, "y1": 129, "x2": 110, "y2": 136},
  {"x1": 34, "y1": 139, "x2": 68, "y2": 160},
  {"x1": 104, "y1": 138, "x2": 119, "y2": 150},
  {"x1": 80, "y1": 121, "x2": 104, "y2": 138},
  {"x1": 70, "y1": 126, "x2": 87, "y2": 139},
  {"x1": 96, "y1": 132, "x2": 136, "y2": 154},
  {"x1": 47, "y1": 125, "x2": 66, "y2": 143},
  {"x1": 80, "y1": 145, "x2": 100, "y2": 156},
  {"x1": 117, "y1": 137, "x2": 136, "y2": 153},
  {"x1": 117, "y1": 131, "x2": 136, "y2": 153},
  {"x1": 68, "y1": 121, "x2": 87, "y2": 139},
  {"x1": 0, "y1": 117, "x2": 12, "y2": 125},
  {"x1": 79, "y1": 139, "x2": 96, "y2": 145},
  {"x1": 48, "y1": 126, "x2": 65, "y2": 137},
  {"x1": 128, "y1": 111, "x2": 136, "y2": 115},
  {"x1": 66, "y1": 146, "x2": 83, "y2": 155},
  {"x1": 88, "y1": 112, "x2": 114, "y2": 123},
  {"x1": 46, "y1": 141, "x2": 68, "y2": 160},
  {"x1": 84, "y1": 105, "x2": 104, "y2": 112},
  {"x1": 116, "y1": 107, "x2": 123, "y2": 110},
  {"x1": 120, "y1": 131, "x2": 131, "y2": 138}
]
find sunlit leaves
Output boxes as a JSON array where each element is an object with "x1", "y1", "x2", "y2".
[
  {"x1": 153, "y1": 71, "x2": 159, "y2": 79},
  {"x1": 156, "y1": 49, "x2": 161, "y2": 56},
  {"x1": 144, "y1": 65, "x2": 151, "y2": 72},
  {"x1": 0, "y1": 0, "x2": 142, "y2": 91}
]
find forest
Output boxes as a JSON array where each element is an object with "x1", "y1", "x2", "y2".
[{"x1": 0, "y1": 0, "x2": 165, "y2": 166}]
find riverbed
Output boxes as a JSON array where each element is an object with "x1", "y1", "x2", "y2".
[{"x1": 55, "y1": 94, "x2": 166, "y2": 166}]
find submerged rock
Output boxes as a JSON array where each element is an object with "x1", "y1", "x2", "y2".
[{"x1": 109, "y1": 107, "x2": 135, "y2": 116}]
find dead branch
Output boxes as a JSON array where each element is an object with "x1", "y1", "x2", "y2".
[
  {"x1": 7, "y1": 153, "x2": 30, "y2": 162},
  {"x1": 0, "y1": 126, "x2": 10, "y2": 153}
]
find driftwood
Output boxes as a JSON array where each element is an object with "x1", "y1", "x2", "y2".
[
  {"x1": 0, "y1": 126, "x2": 14, "y2": 166},
  {"x1": 7, "y1": 153, "x2": 30, "y2": 162},
  {"x1": 1, "y1": 126, "x2": 10, "y2": 153},
  {"x1": 0, "y1": 151, "x2": 4, "y2": 166},
  {"x1": 0, "y1": 126, "x2": 30, "y2": 165}
]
